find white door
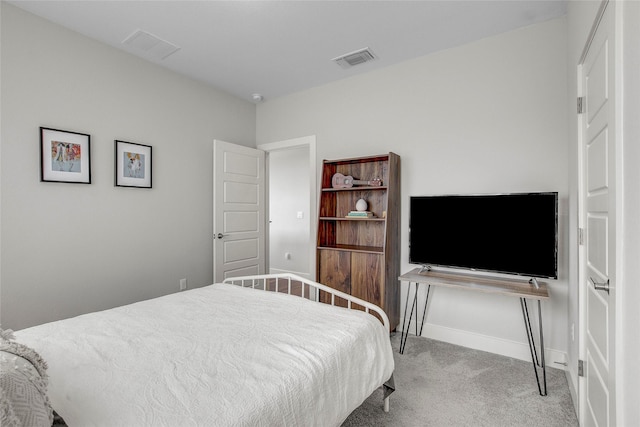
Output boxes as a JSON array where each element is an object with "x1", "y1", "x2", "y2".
[
  {"x1": 579, "y1": 3, "x2": 617, "y2": 426},
  {"x1": 213, "y1": 140, "x2": 265, "y2": 282}
]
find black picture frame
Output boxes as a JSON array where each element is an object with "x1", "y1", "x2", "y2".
[
  {"x1": 40, "y1": 127, "x2": 91, "y2": 184},
  {"x1": 115, "y1": 140, "x2": 153, "y2": 188}
]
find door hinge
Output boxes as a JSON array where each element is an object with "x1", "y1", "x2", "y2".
[
  {"x1": 578, "y1": 227, "x2": 585, "y2": 245},
  {"x1": 578, "y1": 359, "x2": 584, "y2": 377},
  {"x1": 577, "y1": 97, "x2": 585, "y2": 114}
]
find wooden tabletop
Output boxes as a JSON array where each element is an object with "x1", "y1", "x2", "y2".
[{"x1": 399, "y1": 268, "x2": 549, "y2": 300}]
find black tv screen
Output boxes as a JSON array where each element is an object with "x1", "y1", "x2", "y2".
[{"x1": 409, "y1": 192, "x2": 558, "y2": 279}]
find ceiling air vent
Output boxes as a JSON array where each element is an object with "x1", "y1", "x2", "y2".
[
  {"x1": 122, "y1": 29, "x2": 180, "y2": 60},
  {"x1": 332, "y1": 48, "x2": 377, "y2": 69}
]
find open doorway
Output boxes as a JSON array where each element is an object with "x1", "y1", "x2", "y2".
[{"x1": 258, "y1": 136, "x2": 316, "y2": 280}]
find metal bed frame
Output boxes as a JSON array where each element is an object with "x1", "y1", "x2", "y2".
[{"x1": 223, "y1": 273, "x2": 396, "y2": 412}]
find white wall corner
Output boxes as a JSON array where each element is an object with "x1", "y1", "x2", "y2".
[
  {"x1": 0, "y1": 1, "x2": 3, "y2": 325},
  {"x1": 566, "y1": 367, "x2": 579, "y2": 417}
]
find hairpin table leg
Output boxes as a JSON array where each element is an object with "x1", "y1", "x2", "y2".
[{"x1": 521, "y1": 298, "x2": 547, "y2": 396}]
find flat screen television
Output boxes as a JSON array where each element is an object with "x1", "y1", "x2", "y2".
[{"x1": 409, "y1": 192, "x2": 558, "y2": 279}]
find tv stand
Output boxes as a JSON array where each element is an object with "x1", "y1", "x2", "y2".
[{"x1": 398, "y1": 268, "x2": 550, "y2": 396}]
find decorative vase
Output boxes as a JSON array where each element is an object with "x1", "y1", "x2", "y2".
[{"x1": 355, "y1": 198, "x2": 368, "y2": 212}]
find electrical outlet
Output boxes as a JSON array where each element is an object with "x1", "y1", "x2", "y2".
[{"x1": 179, "y1": 278, "x2": 187, "y2": 291}]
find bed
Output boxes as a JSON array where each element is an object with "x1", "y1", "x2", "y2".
[{"x1": 1, "y1": 273, "x2": 395, "y2": 426}]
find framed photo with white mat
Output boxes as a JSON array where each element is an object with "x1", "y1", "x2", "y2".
[
  {"x1": 115, "y1": 140, "x2": 152, "y2": 188},
  {"x1": 40, "y1": 127, "x2": 91, "y2": 184}
]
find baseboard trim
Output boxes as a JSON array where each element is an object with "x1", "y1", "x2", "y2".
[{"x1": 416, "y1": 323, "x2": 568, "y2": 370}]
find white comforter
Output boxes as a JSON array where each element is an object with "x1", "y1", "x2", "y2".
[{"x1": 15, "y1": 283, "x2": 394, "y2": 426}]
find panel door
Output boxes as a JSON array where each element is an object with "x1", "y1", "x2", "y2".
[
  {"x1": 213, "y1": 140, "x2": 265, "y2": 282},
  {"x1": 579, "y1": 4, "x2": 617, "y2": 426}
]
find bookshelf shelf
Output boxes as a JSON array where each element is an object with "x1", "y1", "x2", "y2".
[
  {"x1": 316, "y1": 244, "x2": 384, "y2": 254},
  {"x1": 321, "y1": 186, "x2": 388, "y2": 192},
  {"x1": 319, "y1": 217, "x2": 386, "y2": 222}
]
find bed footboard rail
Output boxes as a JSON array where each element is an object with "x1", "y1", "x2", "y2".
[{"x1": 222, "y1": 273, "x2": 390, "y2": 331}]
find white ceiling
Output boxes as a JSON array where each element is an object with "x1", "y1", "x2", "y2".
[{"x1": 9, "y1": 1, "x2": 568, "y2": 103}]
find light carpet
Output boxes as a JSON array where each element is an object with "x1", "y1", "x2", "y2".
[{"x1": 343, "y1": 333, "x2": 578, "y2": 426}]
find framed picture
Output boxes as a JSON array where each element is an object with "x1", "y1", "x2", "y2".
[
  {"x1": 115, "y1": 140, "x2": 152, "y2": 188},
  {"x1": 40, "y1": 127, "x2": 91, "y2": 184}
]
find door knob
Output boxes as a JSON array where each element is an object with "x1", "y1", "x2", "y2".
[
  {"x1": 589, "y1": 276, "x2": 610, "y2": 294},
  {"x1": 214, "y1": 233, "x2": 224, "y2": 239}
]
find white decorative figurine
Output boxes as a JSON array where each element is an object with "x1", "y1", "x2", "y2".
[{"x1": 355, "y1": 198, "x2": 368, "y2": 212}]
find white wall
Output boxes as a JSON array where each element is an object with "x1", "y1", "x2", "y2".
[
  {"x1": 267, "y1": 146, "x2": 310, "y2": 276},
  {"x1": 0, "y1": 2, "x2": 3, "y2": 324},
  {"x1": 257, "y1": 19, "x2": 569, "y2": 361},
  {"x1": 0, "y1": 4, "x2": 256, "y2": 329}
]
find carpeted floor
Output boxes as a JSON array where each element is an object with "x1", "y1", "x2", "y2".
[{"x1": 342, "y1": 333, "x2": 578, "y2": 426}]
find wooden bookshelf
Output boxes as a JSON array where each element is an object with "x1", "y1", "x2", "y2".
[{"x1": 316, "y1": 153, "x2": 400, "y2": 331}]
